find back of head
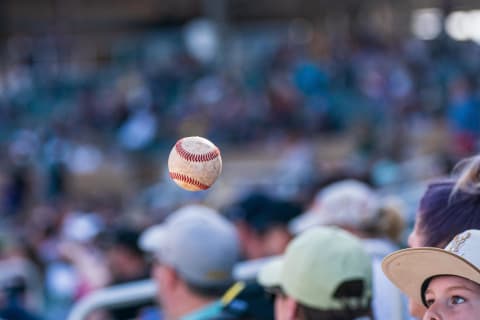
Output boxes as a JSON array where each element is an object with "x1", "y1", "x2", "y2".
[
  {"x1": 103, "y1": 227, "x2": 143, "y2": 255},
  {"x1": 226, "y1": 191, "x2": 300, "y2": 234},
  {"x1": 367, "y1": 197, "x2": 405, "y2": 242},
  {"x1": 258, "y1": 226, "x2": 372, "y2": 319},
  {"x1": 226, "y1": 191, "x2": 301, "y2": 259},
  {"x1": 141, "y1": 204, "x2": 240, "y2": 293},
  {"x1": 225, "y1": 191, "x2": 274, "y2": 231},
  {"x1": 418, "y1": 155, "x2": 480, "y2": 247}
]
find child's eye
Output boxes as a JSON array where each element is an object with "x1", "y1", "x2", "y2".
[
  {"x1": 450, "y1": 296, "x2": 466, "y2": 305},
  {"x1": 426, "y1": 299, "x2": 435, "y2": 307}
]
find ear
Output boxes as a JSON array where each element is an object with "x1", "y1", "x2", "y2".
[
  {"x1": 235, "y1": 221, "x2": 252, "y2": 243},
  {"x1": 236, "y1": 222, "x2": 259, "y2": 255},
  {"x1": 153, "y1": 264, "x2": 179, "y2": 292},
  {"x1": 286, "y1": 297, "x2": 299, "y2": 320}
]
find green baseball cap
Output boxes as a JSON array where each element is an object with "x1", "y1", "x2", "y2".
[{"x1": 258, "y1": 226, "x2": 372, "y2": 310}]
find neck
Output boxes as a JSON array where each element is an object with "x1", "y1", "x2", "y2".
[{"x1": 166, "y1": 291, "x2": 216, "y2": 320}]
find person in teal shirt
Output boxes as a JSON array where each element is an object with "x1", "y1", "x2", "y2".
[
  {"x1": 139, "y1": 205, "x2": 240, "y2": 320},
  {"x1": 182, "y1": 300, "x2": 223, "y2": 320}
]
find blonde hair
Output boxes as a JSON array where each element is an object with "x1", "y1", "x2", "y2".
[
  {"x1": 380, "y1": 206, "x2": 405, "y2": 243},
  {"x1": 452, "y1": 155, "x2": 480, "y2": 196}
]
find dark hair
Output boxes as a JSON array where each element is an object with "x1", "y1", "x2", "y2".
[
  {"x1": 225, "y1": 191, "x2": 301, "y2": 234},
  {"x1": 296, "y1": 280, "x2": 372, "y2": 320},
  {"x1": 417, "y1": 155, "x2": 480, "y2": 247},
  {"x1": 297, "y1": 304, "x2": 372, "y2": 320},
  {"x1": 420, "y1": 277, "x2": 434, "y2": 308},
  {"x1": 362, "y1": 204, "x2": 405, "y2": 242},
  {"x1": 100, "y1": 227, "x2": 143, "y2": 256},
  {"x1": 267, "y1": 280, "x2": 372, "y2": 320}
]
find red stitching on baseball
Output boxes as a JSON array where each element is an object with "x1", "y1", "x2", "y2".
[
  {"x1": 169, "y1": 172, "x2": 210, "y2": 190},
  {"x1": 175, "y1": 139, "x2": 220, "y2": 162}
]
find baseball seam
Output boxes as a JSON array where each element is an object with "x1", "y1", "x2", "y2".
[
  {"x1": 175, "y1": 139, "x2": 220, "y2": 162},
  {"x1": 169, "y1": 172, "x2": 210, "y2": 190}
]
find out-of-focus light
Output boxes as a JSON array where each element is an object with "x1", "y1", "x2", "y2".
[
  {"x1": 445, "y1": 11, "x2": 470, "y2": 41},
  {"x1": 414, "y1": 9, "x2": 480, "y2": 43},
  {"x1": 183, "y1": 18, "x2": 219, "y2": 64},
  {"x1": 445, "y1": 10, "x2": 480, "y2": 43},
  {"x1": 68, "y1": 145, "x2": 103, "y2": 174},
  {"x1": 469, "y1": 10, "x2": 480, "y2": 43},
  {"x1": 412, "y1": 8, "x2": 442, "y2": 40}
]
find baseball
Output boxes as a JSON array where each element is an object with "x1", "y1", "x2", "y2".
[{"x1": 168, "y1": 136, "x2": 222, "y2": 191}]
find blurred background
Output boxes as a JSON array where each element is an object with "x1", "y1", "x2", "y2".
[{"x1": 0, "y1": 0, "x2": 480, "y2": 319}]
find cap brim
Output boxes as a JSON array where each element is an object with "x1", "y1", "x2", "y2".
[
  {"x1": 382, "y1": 247, "x2": 480, "y2": 306},
  {"x1": 257, "y1": 257, "x2": 284, "y2": 288},
  {"x1": 139, "y1": 224, "x2": 168, "y2": 253}
]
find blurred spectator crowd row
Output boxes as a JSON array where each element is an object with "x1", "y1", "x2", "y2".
[{"x1": 1, "y1": 24, "x2": 480, "y2": 157}]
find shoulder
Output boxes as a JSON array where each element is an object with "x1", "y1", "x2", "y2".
[
  {"x1": 214, "y1": 281, "x2": 274, "y2": 320},
  {"x1": 182, "y1": 301, "x2": 223, "y2": 320}
]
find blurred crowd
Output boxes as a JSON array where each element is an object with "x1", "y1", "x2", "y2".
[
  {"x1": 2, "y1": 21, "x2": 480, "y2": 158},
  {"x1": 0, "y1": 16, "x2": 480, "y2": 320}
]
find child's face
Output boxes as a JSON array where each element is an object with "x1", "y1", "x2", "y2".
[{"x1": 423, "y1": 275, "x2": 480, "y2": 320}]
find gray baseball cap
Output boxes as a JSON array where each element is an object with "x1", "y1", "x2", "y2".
[{"x1": 140, "y1": 204, "x2": 239, "y2": 287}]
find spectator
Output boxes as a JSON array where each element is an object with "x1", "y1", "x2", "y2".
[
  {"x1": 214, "y1": 191, "x2": 303, "y2": 320},
  {"x1": 289, "y1": 179, "x2": 406, "y2": 320},
  {"x1": 140, "y1": 204, "x2": 239, "y2": 320},
  {"x1": 101, "y1": 228, "x2": 151, "y2": 320},
  {"x1": 225, "y1": 191, "x2": 302, "y2": 260},
  {"x1": 406, "y1": 154, "x2": 480, "y2": 319},
  {"x1": 0, "y1": 276, "x2": 43, "y2": 320},
  {"x1": 103, "y1": 228, "x2": 149, "y2": 285},
  {"x1": 383, "y1": 229, "x2": 480, "y2": 320},
  {"x1": 257, "y1": 226, "x2": 373, "y2": 320}
]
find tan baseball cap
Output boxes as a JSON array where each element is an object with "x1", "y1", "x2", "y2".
[
  {"x1": 382, "y1": 229, "x2": 480, "y2": 307},
  {"x1": 257, "y1": 226, "x2": 372, "y2": 310}
]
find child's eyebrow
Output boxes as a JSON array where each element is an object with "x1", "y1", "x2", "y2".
[
  {"x1": 446, "y1": 285, "x2": 479, "y2": 294},
  {"x1": 425, "y1": 285, "x2": 478, "y2": 296}
]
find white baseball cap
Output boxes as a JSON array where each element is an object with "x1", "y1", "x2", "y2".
[
  {"x1": 139, "y1": 204, "x2": 239, "y2": 287},
  {"x1": 382, "y1": 229, "x2": 480, "y2": 307},
  {"x1": 289, "y1": 180, "x2": 380, "y2": 234}
]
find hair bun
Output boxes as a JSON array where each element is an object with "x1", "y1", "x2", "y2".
[{"x1": 453, "y1": 155, "x2": 480, "y2": 195}]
